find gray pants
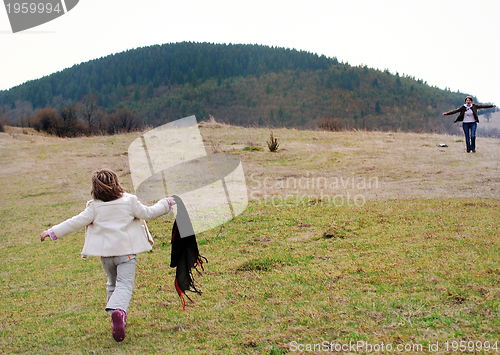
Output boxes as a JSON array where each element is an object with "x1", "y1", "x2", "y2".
[{"x1": 100, "y1": 254, "x2": 136, "y2": 314}]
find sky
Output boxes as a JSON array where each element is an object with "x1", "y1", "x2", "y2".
[{"x1": 1, "y1": 0, "x2": 499, "y2": 106}]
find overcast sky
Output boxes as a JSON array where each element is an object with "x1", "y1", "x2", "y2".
[{"x1": 1, "y1": 0, "x2": 499, "y2": 106}]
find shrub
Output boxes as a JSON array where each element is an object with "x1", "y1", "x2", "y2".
[
  {"x1": 31, "y1": 107, "x2": 86, "y2": 137},
  {"x1": 57, "y1": 106, "x2": 86, "y2": 137},
  {"x1": 32, "y1": 108, "x2": 59, "y2": 134},
  {"x1": 319, "y1": 117, "x2": 342, "y2": 131},
  {"x1": 267, "y1": 131, "x2": 279, "y2": 152},
  {"x1": 102, "y1": 108, "x2": 143, "y2": 134}
]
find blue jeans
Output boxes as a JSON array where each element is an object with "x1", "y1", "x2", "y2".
[{"x1": 462, "y1": 122, "x2": 477, "y2": 152}]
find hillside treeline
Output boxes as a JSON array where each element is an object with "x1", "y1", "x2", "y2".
[
  {"x1": 0, "y1": 42, "x2": 331, "y2": 109},
  {"x1": 125, "y1": 67, "x2": 471, "y2": 133},
  {"x1": 0, "y1": 42, "x2": 490, "y2": 135}
]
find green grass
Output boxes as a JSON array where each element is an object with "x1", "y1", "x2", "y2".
[
  {"x1": 1, "y1": 127, "x2": 500, "y2": 354},
  {"x1": 243, "y1": 146, "x2": 264, "y2": 152},
  {"x1": 2, "y1": 198, "x2": 500, "y2": 354}
]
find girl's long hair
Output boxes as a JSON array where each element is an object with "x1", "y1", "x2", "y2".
[{"x1": 91, "y1": 168, "x2": 125, "y2": 202}]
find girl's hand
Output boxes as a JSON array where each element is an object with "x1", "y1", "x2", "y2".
[
  {"x1": 40, "y1": 230, "x2": 49, "y2": 242},
  {"x1": 168, "y1": 197, "x2": 176, "y2": 206}
]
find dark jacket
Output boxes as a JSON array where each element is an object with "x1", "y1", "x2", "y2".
[{"x1": 443, "y1": 104, "x2": 495, "y2": 123}]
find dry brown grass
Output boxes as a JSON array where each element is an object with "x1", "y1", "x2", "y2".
[
  {"x1": 196, "y1": 125, "x2": 500, "y2": 202},
  {"x1": 2, "y1": 124, "x2": 499, "y2": 206}
]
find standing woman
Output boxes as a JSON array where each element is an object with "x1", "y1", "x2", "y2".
[{"x1": 442, "y1": 96, "x2": 496, "y2": 153}]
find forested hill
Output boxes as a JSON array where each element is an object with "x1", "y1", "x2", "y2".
[{"x1": 0, "y1": 42, "x2": 478, "y2": 133}]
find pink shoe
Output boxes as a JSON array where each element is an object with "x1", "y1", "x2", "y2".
[{"x1": 111, "y1": 309, "x2": 126, "y2": 342}]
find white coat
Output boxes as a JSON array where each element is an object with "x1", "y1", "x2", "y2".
[{"x1": 51, "y1": 193, "x2": 170, "y2": 258}]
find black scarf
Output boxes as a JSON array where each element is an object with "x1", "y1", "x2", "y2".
[{"x1": 170, "y1": 195, "x2": 207, "y2": 311}]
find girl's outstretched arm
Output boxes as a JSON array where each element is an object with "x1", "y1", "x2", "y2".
[
  {"x1": 131, "y1": 195, "x2": 176, "y2": 220},
  {"x1": 41, "y1": 203, "x2": 95, "y2": 241}
]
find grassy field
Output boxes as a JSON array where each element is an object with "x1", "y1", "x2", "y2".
[{"x1": 1, "y1": 124, "x2": 500, "y2": 354}]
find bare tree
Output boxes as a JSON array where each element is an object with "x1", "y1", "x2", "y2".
[
  {"x1": 59, "y1": 106, "x2": 84, "y2": 137},
  {"x1": 103, "y1": 108, "x2": 143, "y2": 134},
  {"x1": 20, "y1": 112, "x2": 32, "y2": 128},
  {"x1": 77, "y1": 93, "x2": 100, "y2": 134}
]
